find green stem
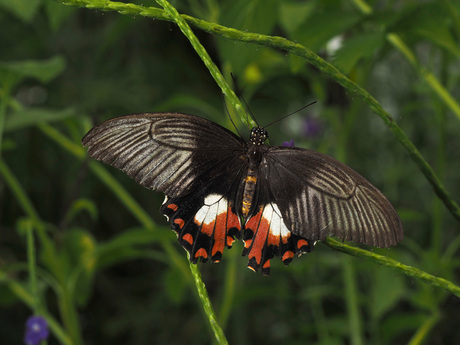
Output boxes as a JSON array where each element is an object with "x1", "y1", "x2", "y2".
[
  {"x1": 58, "y1": 290, "x2": 83, "y2": 345},
  {"x1": 155, "y1": 0, "x2": 250, "y2": 126},
  {"x1": 218, "y1": 248, "x2": 238, "y2": 328},
  {"x1": 343, "y1": 256, "x2": 363, "y2": 345},
  {"x1": 324, "y1": 238, "x2": 460, "y2": 298},
  {"x1": 407, "y1": 311, "x2": 441, "y2": 345},
  {"x1": 0, "y1": 159, "x2": 41, "y2": 223},
  {"x1": 55, "y1": 0, "x2": 460, "y2": 223},
  {"x1": 189, "y1": 263, "x2": 228, "y2": 345},
  {"x1": 26, "y1": 221, "x2": 39, "y2": 313}
]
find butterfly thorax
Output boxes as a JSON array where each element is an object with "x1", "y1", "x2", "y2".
[
  {"x1": 249, "y1": 127, "x2": 268, "y2": 146},
  {"x1": 241, "y1": 127, "x2": 269, "y2": 218}
]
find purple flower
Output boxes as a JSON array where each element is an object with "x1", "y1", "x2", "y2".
[
  {"x1": 302, "y1": 116, "x2": 322, "y2": 137},
  {"x1": 24, "y1": 316, "x2": 49, "y2": 345},
  {"x1": 282, "y1": 138, "x2": 295, "y2": 147}
]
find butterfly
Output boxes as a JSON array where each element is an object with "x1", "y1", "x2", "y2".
[{"x1": 82, "y1": 112, "x2": 403, "y2": 275}]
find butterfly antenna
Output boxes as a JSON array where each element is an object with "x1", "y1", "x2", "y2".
[
  {"x1": 224, "y1": 101, "x2": 243, "y2": 139},
  {"x1": 231, "y1": 73, "x2": 259, "y2": 127},
  {"x1": 263, "y1": 101, "x2": 317, "y2": 128}
]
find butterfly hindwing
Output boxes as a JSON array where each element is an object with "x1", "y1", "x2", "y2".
[
  {"x1": 262, "y1": 146, "x2": 403, "y2": 248},
  {"x1": 242, "y1": 190, "x2": 313, "y2": 275},
  {"x1": 161, "y1": 170, "x2": 244, "y2": 263}
]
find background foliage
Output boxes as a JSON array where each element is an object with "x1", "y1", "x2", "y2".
[{"x1": 1, "y1": 0, "x2": 460, "y2": 344}]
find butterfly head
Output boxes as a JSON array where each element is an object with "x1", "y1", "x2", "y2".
[{"x1": 249, "y1": 127, "x2": 268, "y2": 146}]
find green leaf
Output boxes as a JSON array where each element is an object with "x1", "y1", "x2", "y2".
[
  {"x1": 44, "y1": 0, "x2": 75, "y2": 31},
  {"x1": 279, "y1": 1, "x2": 315, "y2": 35},
  {"x1": 62, "y1": 229, "x2": 97, "y2": 306},
  {"x1": 62, "y1": 198, "x2": 98, "y2": 226},
  {"x1": 163, "y1": 266, "x2": 187, "y2": 304},
  {"x1": 370, "y1": 267, "x2": 406, "y2": 320},
  {"x1": 333, "y1": 32, "x2": 385, "y2": 74},
  {"x1": 0, "y1": 56, "x2": 66, "y2": 84},
  {"x1": 4, "y1": 107, "x2": 76, "y2": 132},
  {"x1": 292, "y1": 8, "x2": 361, "y2": 52},
  {"x1": 217, "y1": 0, "x2": 279, "y2": 75},
  {"x1": 391, "y1": 3, "x2": 460, "y2": 58},
  {"x1": 0, "y1": 0, "x2": 41, "y2": 23},
  {"x1": 96, "y1": 227, "x2": 172, "y2": 269}
]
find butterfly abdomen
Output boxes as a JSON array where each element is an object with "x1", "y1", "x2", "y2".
[{"x1": 242, "y1": 168, "x2": 258, "y2": 218}]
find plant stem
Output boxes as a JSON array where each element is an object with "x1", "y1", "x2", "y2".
[
  {"x1": 156, "y1": 0, "x2": 251, "y2": 126},
  {"x1": 189, "y1": 263, "x2": 228, "y2": 345},
  {"x1": 26, "y1": 221, "x2": 39, "y2": 313},
  {"x1": 324, "y1": 238, "x2": 460, "y2": 298}
]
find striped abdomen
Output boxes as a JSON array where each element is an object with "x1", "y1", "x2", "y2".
[{"x1": 241, "y1": 168, "x2": 258, "y2": 218}]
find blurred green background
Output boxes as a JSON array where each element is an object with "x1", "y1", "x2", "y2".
[{"x1": 1, "y1": 0, "x2": 460, "y2": 344}]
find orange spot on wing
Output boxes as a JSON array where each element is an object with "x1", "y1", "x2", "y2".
[
  {"x1": 247, "y1": 265, "x2": 256, "y2": 272},
  {"x1": 282, "y1": 251, "x2": 294, "y2": 262},
  {"x1": 182, "y1": 233, "x2": 193, "y2": 245},
  {"x1": 174, "y1": 218, "x2": 185, "y2": 229},
  {"x1": 297, "y1": 239, "x2": 309, "y2": 249},
  {"x1": 167, "y1": 204, "x2": 178, "y2": 211},
  {"x1": 195, "y1": 248, "x2": 208, "y2": 259},
  {"x1": 244, "y1": 239, "x2": 252, "y2": 248},
  {"x1": 263, "y1": 260, "x2": 270, "y2": 269},
  {"x1": 226, "y1": 235, "x2": 235, "y2": 247}
]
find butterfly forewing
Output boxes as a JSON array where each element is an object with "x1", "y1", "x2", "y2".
[
  {"x1": 82, "y1": 113, "x2": 245, "y2": 197},
  {"x1": 263, "y1": 147, "x2": 403, "y2": 248}
]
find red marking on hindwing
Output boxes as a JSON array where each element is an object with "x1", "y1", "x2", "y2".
[
  {"x1": 267, "y1": 231, "x2": 279, "y2": 246},
  {"x1": 247, "y1": 212, "x2": 270, "y2": 265},
  {"x1": 210, "y1": 212, "x2": 228, "y2": 256},
  {"x1": 281, "y1": 233, "x2": 291, "y2": 244},
  {"x1": 167, "y1": 204, "x2": 178, "y2": 211},
  {"x1": 194, "y1": 206, "x2": 241, "y2": 259},
  {"x1": 244, "y1": 239, "x2": 252, "y2": 249},
  {"x1": 282, "y1": 251, "x2": 294, "y2": 262},
  {"x1": 174, "y1": 218, "x2": 185, "y2": 229},
  {"x1": 195, "y1": 248, "x2": 208, "y2": 259},
  {"x1": 182, "y1": 233, "x2": 193, "y2": 245},
  {"x1": 226, "y1": 235, "x2": 235, "y2": 247},
  {"x1": 227, "y1": 210, "x2": 240, "y2": 230},
  {"x1": 263, "y1": 260, "x2": 270, "y2": 269},
  {"x1": 245, "y1": 210, "x2": 262, "y2": 231},
  {"x1": 297, "y1": 239, "x2": 309, "y2": 249}
]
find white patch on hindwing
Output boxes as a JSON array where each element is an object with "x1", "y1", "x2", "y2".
[
  {"x1": 262, "y1": 203, "x2": 290, "y2": 238},
  {"x1": 195, "y1": 194, "x2": 228, "y2": 225}
]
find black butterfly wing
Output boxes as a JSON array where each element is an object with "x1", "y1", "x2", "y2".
[
  {"x1": 82, "y1": 113, "x2": 245, "y2": 197},
  {"x1": 82, "y1": 112, "x2": 247, "y2": 261},
  {"x1": 260, "y1": 146, "x2": 403, "y2": 248}
]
